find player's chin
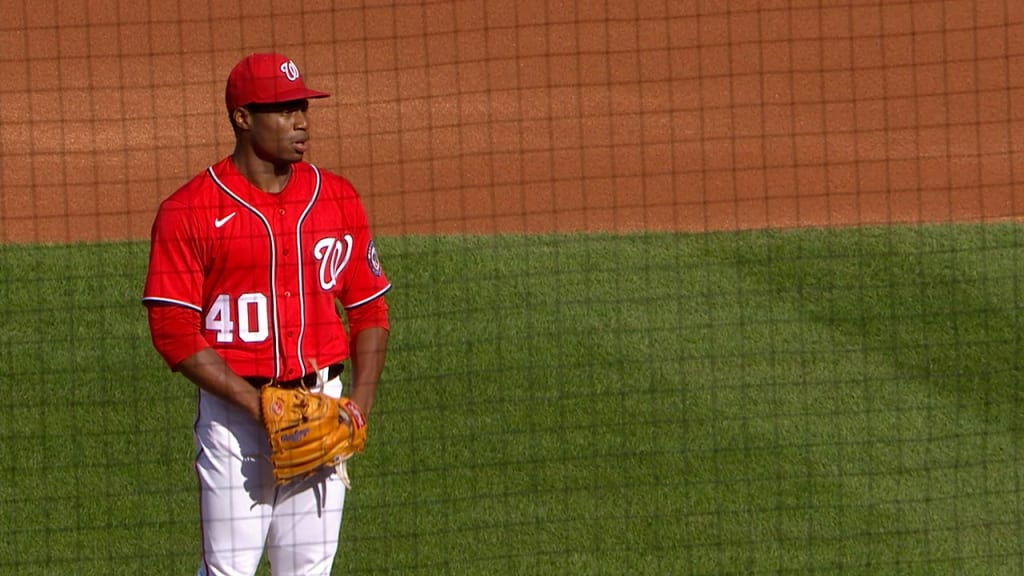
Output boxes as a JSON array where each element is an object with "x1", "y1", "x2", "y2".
[{"x1": 279, "y1": 147, "x2": 305, "y2": 164}]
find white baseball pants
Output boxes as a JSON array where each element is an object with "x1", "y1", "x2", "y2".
[{"x1": 193, "y1": 372, "x2": 347, "y2": 576}]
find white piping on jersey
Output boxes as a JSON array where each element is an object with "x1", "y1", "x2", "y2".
[
  {"x1": 141, "y1": 296, "x2": 203, "y2": 313},
  {"x1": 343, "y1": 283, "x2": 393, "y2": 310},
  {"x1": 207, "y1": 166, "x2": 284, "y2": 379},
  {"x1": 206, "y1": 164, "x2": 323, "y2": 380},
  {"x1": 293, "y1": 165, "x2": 322, "y2": 376}
]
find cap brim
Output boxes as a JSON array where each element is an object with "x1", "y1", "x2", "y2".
[{"x1": 248, "y1": 88, "x2": 330, "y2": 107}]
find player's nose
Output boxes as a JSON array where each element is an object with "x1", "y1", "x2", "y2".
[{"x1": 293, "y1": 109, "x2": 309, "y2": 129}]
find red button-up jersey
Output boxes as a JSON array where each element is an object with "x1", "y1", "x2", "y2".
[{"x1": 142, "y1": 157, "x2": 391, "y2": 380}]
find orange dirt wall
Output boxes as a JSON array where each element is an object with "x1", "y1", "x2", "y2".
[{"x1": 1, "y1": 0, "x2": 1022, "y2": 243}]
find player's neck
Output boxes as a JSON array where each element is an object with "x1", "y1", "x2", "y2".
[{"x1": 231, "y1": 152, "x2": 292, "y2": 194}]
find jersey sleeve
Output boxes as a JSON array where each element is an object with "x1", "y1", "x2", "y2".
[
  {"x1": 337, "y1": 183, "x2": 391, "y2": 310},
  {"x1": 142, "y1": 198, "x2": 206, "y2": 312},
  {"x1": 345, "y1": 295, "x2": 389, "y2": 335},
  {"x1": 147, "y1": 303, "x2": 210, "y2": 369}
]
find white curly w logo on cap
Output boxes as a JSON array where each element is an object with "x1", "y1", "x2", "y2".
[{"x1": 280, "y1": 60, "x2": 300, "y2": 82}]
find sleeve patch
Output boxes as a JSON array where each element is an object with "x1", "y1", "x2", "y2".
[{"x1": 367, "y1": 240, "x2": 383, "y2": 277}]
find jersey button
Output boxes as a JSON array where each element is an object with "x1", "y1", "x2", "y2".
[
  {"x1": 278, "y1": 208, "x2": 286, "y2": 215},
  {"x1": 284, "y1": 291, "x2": 292, "y2": 297}
]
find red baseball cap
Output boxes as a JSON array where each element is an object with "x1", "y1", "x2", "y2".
[{"x1": 224, "y1": 53, "x2": 330, "y2": 112}]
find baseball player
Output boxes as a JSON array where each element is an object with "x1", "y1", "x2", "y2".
[{"x1": 142, "y1": 53, "x2": 391, "y2": 576}]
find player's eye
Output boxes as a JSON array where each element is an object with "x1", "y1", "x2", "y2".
[
  {"x1": 247, "y1": 100, "x2": 309, "y2": 115},
  {"x1": 282, "y1": 101, "x2": 309, "y2": 115}
]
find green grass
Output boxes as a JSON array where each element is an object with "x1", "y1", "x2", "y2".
[{"x1": 2, "y1": 223, "x2": 1023, "y2": 575}]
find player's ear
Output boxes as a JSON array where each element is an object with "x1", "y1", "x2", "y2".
[{"x1": 231, "y1": 107, "x2": 252, "y2": 130}]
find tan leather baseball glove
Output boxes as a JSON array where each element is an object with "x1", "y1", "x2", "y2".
[{"x1": 260, "y1": 385, "x2": 367, "y2": 487}]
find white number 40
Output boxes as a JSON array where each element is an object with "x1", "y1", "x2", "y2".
[{"x1": 206, "y1": 293, "x2": 269, "y2": 343}]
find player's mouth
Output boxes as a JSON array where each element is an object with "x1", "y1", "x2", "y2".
[{"x1": 294, "y1": 139, "x2": 309, "y2": 154}]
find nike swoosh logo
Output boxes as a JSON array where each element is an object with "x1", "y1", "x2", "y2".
[{"x1": 214, "y1": 212, "x2": 236, "y2": 228}]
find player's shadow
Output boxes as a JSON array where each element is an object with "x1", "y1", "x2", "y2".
[{"x1": 237, "y1": 418, "x2": 335, "y2": 515}]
